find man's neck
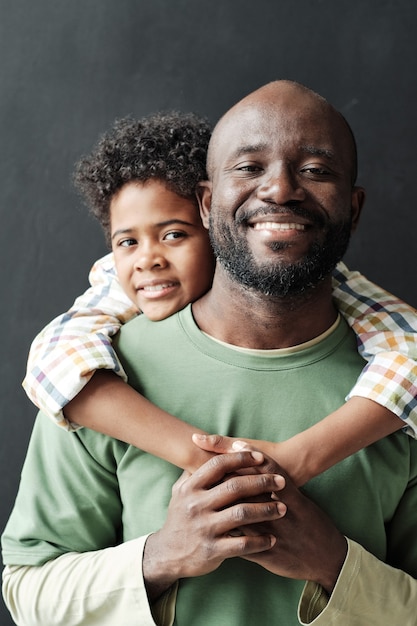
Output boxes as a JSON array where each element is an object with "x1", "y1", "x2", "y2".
[{"x1": 192, "y1": 266, "x2": 338, "y2": 350}]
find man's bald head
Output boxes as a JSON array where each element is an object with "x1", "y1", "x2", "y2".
[{"x1": 207, "y1": 80, "x2": 358, "y2": 185}]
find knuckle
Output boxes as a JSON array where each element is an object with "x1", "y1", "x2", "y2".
[
  {"x1": 231, "y1": 504, "x2": 250, "y2": 524},
  {"x1": 235, "y1": 536, "x2": 249, "y2": 554},
  {"x1": 224, "y1": 477, "x2": 242, "y2": 495},
  {"x1": 183, "y1": 497, "x2": 200, "y2": 519},
  {"x1": 261, "y1": 501, "x2": 279, "y2": 517},
  {"x1": 209, "y1": 454, "x2": 227, "y2": 470},
  {"x1": 256, "y1": 474, "x2": 271, "y2": 490},
  {"x1": 210, "y1": 434, "x2": 224, "y2": 446}
]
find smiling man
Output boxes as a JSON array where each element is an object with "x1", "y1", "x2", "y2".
[
  {"x1": 201, "y1": 81, "x2": 362, "y2": 303},
  {"x1": 3, "y1": 81, "x2": 417, "y2": 625}
]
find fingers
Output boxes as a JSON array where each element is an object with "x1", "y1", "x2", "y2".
[
  {"x1": 189, "y1": 449, "x2": 266, "y2": 489},
  {"x1": 192, "y1": 433, "x2": 237, "y2": 453},
  {"x1": 192, "y1": 435, "x2": 288, "y2": 480},
  {"x1": 230, "y1": 441, "x2": 289, "y2": 480},
  {"x1": 212, "y1": 473, "x2": 286, "y2": 511},
  {"x1": 217, "y1": 532, "x2": 277, "y2": 557}
]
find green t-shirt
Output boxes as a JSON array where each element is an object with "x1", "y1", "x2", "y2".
[{"x1": 3, "y1": 305, "x2": 417, "y2": 625}]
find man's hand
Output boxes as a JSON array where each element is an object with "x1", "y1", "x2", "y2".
[
  {"x1": 143, "y1": 450, "x2": 287, "y2": 601},
  {"x1": 193, "y1": 436, "x2": 348, "y2": 594},
  {"x1": 245, "y1": 482, "x2": 347, "y2": 593}
]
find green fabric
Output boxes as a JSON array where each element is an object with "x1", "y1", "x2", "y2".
[{"x1": 3, "y1": 305, "x2": 417, "y2": 625}]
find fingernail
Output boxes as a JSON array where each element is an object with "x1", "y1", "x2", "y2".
[
  {"x1": 232, "y1": 440, "x2": 246, "y2": 451},
  {"x1": 274, "y1": 475, "x2": 285, "y2": 488},
  {"x1": 277, "y1": 502, "x2": 287, "y2": 516},
  {"x1": 250, "y1": 451, "x2": 264, "y2": 462}
]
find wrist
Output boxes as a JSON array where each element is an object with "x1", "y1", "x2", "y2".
[
  {"x1": 269, "y1": 439, "x2": 313, "y2": 486},
  {"x1": 143, "y1": 532, "x2": 179, "y2": 602},
  {"x1": 314, "y1": 534, "x2": 347, "y2": 595}
]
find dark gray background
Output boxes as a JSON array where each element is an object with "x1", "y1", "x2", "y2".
[{"x1": 1, "y1": 1, "x2": 416, "y2": 622}]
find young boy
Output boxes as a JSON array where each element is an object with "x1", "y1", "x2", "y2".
[{"x1": 23, "y1": 112, "x2": 417, "y2": 486}]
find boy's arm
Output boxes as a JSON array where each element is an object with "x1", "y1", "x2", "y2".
[
  {"x1": 23, "y1": 256, "x2": 417, "y2": 480},
  {"x1": 23, "y1": 253, "x2": 213, "y2": 471},
  {"x1": 194, "y1": 265, "x2": 417, "y2": 484},
  {"x1": 22, "y1": 253, "x2": 138, "y2": 428},
  {"x1": 64, "y1": 370, "x2": 214, "y2": 471},
  {"x1": 332, "y1": 262, "x2": 417, "y2": 437},
  {"x1": 193, "y1": 397, "x2": 403, "y2": 486}
]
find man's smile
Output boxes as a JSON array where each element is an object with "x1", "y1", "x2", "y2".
[{"x1": 252, "y1": 222, "x2": 307, "y2": 231}]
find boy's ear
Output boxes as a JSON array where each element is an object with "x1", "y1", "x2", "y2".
[{"x1": 196, "y1": 181, "x2": 212, "y2": 229}]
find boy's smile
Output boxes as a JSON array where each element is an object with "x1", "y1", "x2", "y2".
[{"x1": 110, "y1": 180, "x2": 214, "y2": 321}]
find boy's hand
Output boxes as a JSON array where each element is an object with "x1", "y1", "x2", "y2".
[
  {"x1": 192, "y1": 433, "x2": 308, "y2": 486},
  {"x1": 192, "y1": 433, "x2": 277, "y2": 459}
]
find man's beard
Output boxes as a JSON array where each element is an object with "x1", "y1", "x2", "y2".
[{"x1": 208, "y1": 207, "x2": 352, "y2": 298}]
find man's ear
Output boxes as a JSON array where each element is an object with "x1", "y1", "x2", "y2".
[
  {"x1": 350, "y1": 186, "x2": 365, "y2": 232},
  {"x1": 196, "y1": 180, "x2": 212, "y2": 229}
]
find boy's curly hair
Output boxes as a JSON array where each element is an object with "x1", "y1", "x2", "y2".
[{"x1": 74, "y1": 112, "x2": 212, "y2": 245}]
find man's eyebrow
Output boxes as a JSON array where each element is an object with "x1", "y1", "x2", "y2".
[
  {"x1": 301, "y1": 145, "x2": 334, "y2": 159},
  {"x1": 229, "y1": 143, "x2": 268, "y2": 159},
  {"x1": 111, "y1": 219, "x2": 195, "y2": 241}
]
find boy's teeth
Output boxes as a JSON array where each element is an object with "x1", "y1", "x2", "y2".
[
  {"x1": 143, "y1": 283, "x2": 173, "y2": 292},
  {"x1": 253, "y1": 222, "x2": 305, "y2": 231}
]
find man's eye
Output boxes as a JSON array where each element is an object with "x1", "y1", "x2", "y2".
[
  {"x1": 164, "y1": 231, "x2": 186, "y2": 241},
  {"x1": 119, "y1": 238, "x2": 137, "y2": 247},
  {"x1": 236, "y1": 165, "x2": 261, "y2": 172},
  {"x1": 301, "y1": 166, "x2": 331, "y2": 175}
]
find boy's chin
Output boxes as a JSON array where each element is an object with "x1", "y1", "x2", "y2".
[{"x1": 140, "y1": 303, "x2": 180, "y2": 322}]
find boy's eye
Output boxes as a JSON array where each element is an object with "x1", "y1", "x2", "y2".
[
  {"x1": 119, "y1": 238, "x2": 137, "y2": 247},
  {"x1": 164, "y1": 231, "x2": 186, "y2": 241}
]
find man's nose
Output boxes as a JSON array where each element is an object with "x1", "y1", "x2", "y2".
[
  {"x1": 133, "y1": 242, "x2": 167, "y2": 271},
  {"x1": 257, "y1": 167, "x2": 305, "y2": 204}
]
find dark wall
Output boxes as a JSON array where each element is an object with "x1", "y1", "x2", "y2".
[{"x1": 1, "y1": 1, "x2": 416, "y2": 622}]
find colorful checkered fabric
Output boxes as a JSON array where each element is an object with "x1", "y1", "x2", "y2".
[{"x1": 23, "y1": 255, "x2": 417, "y2": 435}]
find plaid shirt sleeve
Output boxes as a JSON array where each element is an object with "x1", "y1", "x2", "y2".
[
  {"x1": 22, "y1": 253, "x2": 139, "y2": 429},
  {"x1": 333, "y1": 262, "x2": 417, "y2": 437},
  {"x1": 23, "y1": 256, "x2": 417, "y2": 437}
]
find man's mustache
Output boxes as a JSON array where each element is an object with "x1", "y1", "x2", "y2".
[{"x1": 236, "y1": 204, "x2": 327, "y2": 228}]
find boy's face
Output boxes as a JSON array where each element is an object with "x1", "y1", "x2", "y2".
[{"x1": 110, "y1": 180, "x2": 214, "y2": 321}]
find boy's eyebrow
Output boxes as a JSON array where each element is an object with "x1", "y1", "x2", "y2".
[{"x1": 111, "y1": 219, "x2": 196, "y2": 241}]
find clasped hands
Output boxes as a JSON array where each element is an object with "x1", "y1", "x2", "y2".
[{"x1": 143, "y1": 438, "x2": 347, "y2": 601}]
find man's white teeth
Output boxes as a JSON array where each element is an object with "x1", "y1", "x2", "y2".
[
  {"x1": 253, "y1": 222, "x2": 306, "y2": 231},
  {"x1": 143, "y1": 283, "x2": 174, "y2": 292}
]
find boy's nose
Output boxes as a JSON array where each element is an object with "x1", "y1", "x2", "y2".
[{"x1": 134, "y1": 244, "x2": 167, "y2": 271}]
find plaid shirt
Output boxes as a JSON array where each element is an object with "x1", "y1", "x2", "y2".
[{"x1": 23, "y1": 254, "x2": 417, "y2": 435}]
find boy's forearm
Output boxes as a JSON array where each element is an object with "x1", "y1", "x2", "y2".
[
  {"x1": 64, "y1": 370, "x2": 213, "y2": 472},
  {"x1": 192, "y1": 397, "x2": 404, "y2": 486},
  {"x1": 277, "y1": 397, "x2": 404, "y2": 486}
]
